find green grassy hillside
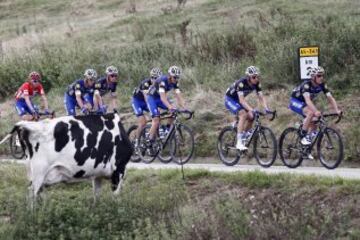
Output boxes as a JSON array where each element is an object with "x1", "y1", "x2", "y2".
[
  {"x1": 0, "y1": 0, "x2": 359, "y2": 161},
  {"x1": 0, "y1": 164, "x2": 359, "y2": 239}
]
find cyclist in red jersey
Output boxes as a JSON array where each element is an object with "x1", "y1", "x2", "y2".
[{"x1": 15, "y1": 71, "x2": 50, "y2": 121}]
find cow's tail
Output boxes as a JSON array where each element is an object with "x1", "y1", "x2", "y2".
[{"x1": 0, "y1": 126, "x2": 20, "y2": 145}]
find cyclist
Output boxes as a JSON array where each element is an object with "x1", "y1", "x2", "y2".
[
  {"x1": 289, "y1": 66, "x2": 341, "y2": 145},
  {"x1": 131, "y1": 67, "x2": 162, "y2": 144},
  {"x1": 64, "y1": 68, "x2": 97, "y2": 116},
  {"x1": 146, "y1": 65, "x2": 188, "y2": 144},
  {"x1": 93, "y1": 66, "x2": 119, "y2": 114},
  {"x1": 225, "y1": 66, "x2": 272, "y2": 150},
  {"x1": 15, "y1": 71, "x2": 50, "y2": 121}
]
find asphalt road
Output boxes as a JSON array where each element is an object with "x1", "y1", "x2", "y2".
[
  {"x1": 126, "y1": 162, "x2": 360, "y2": 180},
  {"x1": 2, "y1": 159, "x2": 359, "y2": 180}
]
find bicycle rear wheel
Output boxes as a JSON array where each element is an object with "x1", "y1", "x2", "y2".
[
  {"x1": 217, "y1": 126, "x2": 240, "y2": 166},
  {"x1": 171, "y1": 124, "x2": 194, "y2": 165},
  {"x1": 317, "y1": 127, "x2": 343, "y2": 169},
  {"x1": 138, "y1": 126, "x2": 160, "y2": 164},
  {"x1": 127, "y1": 125, "x2": 141, "y2": 163},
  {"x1": 278, "y1": 127, "x2": 303, "y2": 168},
  {"x1": 9, "y1": 131, "x2": 25, "y2": 159},
  {"x1": 253, "y1": 126, "x2": 277, "y2": 168}
]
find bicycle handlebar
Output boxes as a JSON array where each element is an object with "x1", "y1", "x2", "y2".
[
  {"x1": 323, "y1": 112, "x2": 343, "y2": 124},
  {"x1": 33, "y1": 111, "x2": 56, "y2": 120},
  {"x1": 171, "y1": 109, "x2": 194, "y2": 120},
  {"x1": 312, "y1": 112, "x2": 343, "y2": 124},
  {"x1": 254, "y1": 110, "x2": 277, "y2": 121}
]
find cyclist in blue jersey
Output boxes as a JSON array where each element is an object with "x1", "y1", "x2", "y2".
[
  {"x1": 289, "y1": 66, "x2": 341, "y2": 145},
  {"x1": 64, "y1": 69, "x2": 97, "y2": 116},
  {"x1": 225, "y1": 66, "x2": 272, "y2": 150},
  {"x1": 146, "y1": 66, "x2": 187, "y2": 143},
  {"x1": 131, "y1": 67, "x2": 162, "y2": 143},
  {"x1": 93, "y1": 66, "x2": 119, "y2": 114}
]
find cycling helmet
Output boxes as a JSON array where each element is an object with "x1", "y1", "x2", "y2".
[
  {"x1": 105, "y1": 66, "x2": 118, "y2": 75},
  {"x1": 29, "y1": 71, "x2": 41, "y2": 81},
  {"x1": 315, "y1": 66, "x2": 325, "y2": 75},
  {"x1": 168, "y1": 66, "x2": 181, "y2": 78},
  {"x1": 84, "y1": 68, "x2": 97, "y2": 80},
  {"x1": 245, "y1": 66, "x2": 260, "y2": 76},
  {"x1": 150, "y1": 67, "x2": 162, "y2": 79}
]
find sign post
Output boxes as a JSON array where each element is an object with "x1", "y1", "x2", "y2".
[{"x1": 298, "y1": 46, "x2": 319, "y2": 80}]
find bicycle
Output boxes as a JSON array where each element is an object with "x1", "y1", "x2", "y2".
[
  {"x1": 278, "y1": 112, "x2": 343, "y2": 169},
  {"x1": 137, "y1": 109, "x2": 195, "y2": 165},
  {"x1": 217, "y1": 110, "x2": 277, "y2": 167},
  {"x1": 127, "y1": 112, "x2": 174, "y2": 163},
  {"x1": 9, "y1": 111, "x2": 56, "y2": 159}
]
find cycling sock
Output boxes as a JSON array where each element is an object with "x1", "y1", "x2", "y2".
[{"x1": 237, "y1": 132, "x2": 245, "y2": 141}]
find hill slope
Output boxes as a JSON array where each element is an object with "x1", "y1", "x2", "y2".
[{"x1": 0, "y1": 0, "x2": 359, "y2": 161}]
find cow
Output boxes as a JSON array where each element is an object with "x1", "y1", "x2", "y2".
[{"x1": 1, "y1": 112, "x2": 133, "y2": 203}]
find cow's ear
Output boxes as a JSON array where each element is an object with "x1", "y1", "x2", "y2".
[{"x1": 113, "y1": 108, "x2": 118, "y2": 114}]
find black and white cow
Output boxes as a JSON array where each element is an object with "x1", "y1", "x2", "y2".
[{"x1": 3, "y1": 113, "x2": 133, "y2": 201}]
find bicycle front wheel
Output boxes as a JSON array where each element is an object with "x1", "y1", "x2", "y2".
[
  {"x1": 9, "y1": 131, "x2": 25, "y2": 159},
  {"x1": 217, "y1": 126, "x2": 240, "y2": 166},
  {"x1": 171, "y1": 124, "x2": 194, "y2": 165},
  {"x1": 127, "y1": 125, "x2": 141, "y2": 163},
  {"x1": 253, "y1": 126, "x2": 277, "y2": 168},
  {"x1": 157, "y1": 125, "x2": 175, "y2": 164},
  {"x1": 278, "y1": 127, "x2": 303, "y2": 168},
  {"x1": 317, "y1": 127, "x2": 344, "y2": 169}
]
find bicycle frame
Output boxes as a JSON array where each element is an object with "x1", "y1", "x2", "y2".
[
  {"x1": 157, "y1": 110, "x2": 193, "y2": 150},
  {"x1": 297, "y1": 113, "x2": 342, "y2": 152},
  {"x1": 231, "y1": 111, "x2": 276, "y2": 149}
]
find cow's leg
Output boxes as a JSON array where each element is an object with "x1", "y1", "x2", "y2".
[
  {"x1": 27, "y1": 175, "x2": 45, "y2": 209},
  {"x1": 112, "y1": 165, "x2": 126, "y2": 195},
  {"x1": 92, "y1": 178, "x2": 102, "y2": 203},
  {"x1": 27, "y1": 160, "x2": 48, "y2": 208}
]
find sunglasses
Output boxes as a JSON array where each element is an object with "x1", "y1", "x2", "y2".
[
  {"x1": 32, "y1": 80, "x2": 39, "y2": 83},
  {"x1": 316, "y1": 74, "x2": 324, "y2": 78},
  {"x1": 251, "y1": 75, "x2": 258, "y2": 79},
  {"x1": 109, "y1": 74, "x2": 118, "y2": 78}
]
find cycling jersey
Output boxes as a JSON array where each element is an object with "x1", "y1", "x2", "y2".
[
  {"x1": 290, "y1": 80, "x2": 331, "y2": 102},
  {"x1": 94, "y1": 77, "x2": 117, "y2": 97},
  {"x1": 289, "y1": 80, "x2": 332, "y2": 117},
  {"x1": 15, "y1": 82, "x2": 44, "y2": 100},
  {"x1": 225, "y1": 77, "x2": 262, "y2": 99},
  {"x1": 147, "y1": 75, "x2": 180, "y2": 98},
  {"x1": 131, "y1": 78, "x2": 153, "y2": 117},
  {"x1": 66, "y1": 79, "x2": 95, "y2": 97},
  {"x1": 224, "y1": 77, "x2": 262, "y2": 115},
  {"x1": 14, "y1": 82, "x2": 44, "y2": 116},
  {"x1": 132, "y1": 78, "x2": 153, "y2": 101},
  {"x1": 65, "y1": 79, "x2": 94, "y2": 116},
  {"x1": 146, "y1": 75, "x2": 179, "y2": 118}
]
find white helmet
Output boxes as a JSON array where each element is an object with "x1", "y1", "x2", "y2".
[
  {"x1": 150, "y1": 67, "x2": 162, "y2": 79},
  {"x1": 308, "y1": 66, "x2": 325, "y2": 77},
  {"x1": 314, "y1": 66, "x2": 325, "y2": 75},
  {"x1": 105, "y1": 66, "x2": 118, "y2": 75},
  {"x1": 168, "y1": 66, "x2": 181, "y2": 78},
  {"x1": 245, "y1": 66, "x2": 260, "y2": 76},
  {"x1": 84, "y1": 68, "x2": 97, "y2": 80}
]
